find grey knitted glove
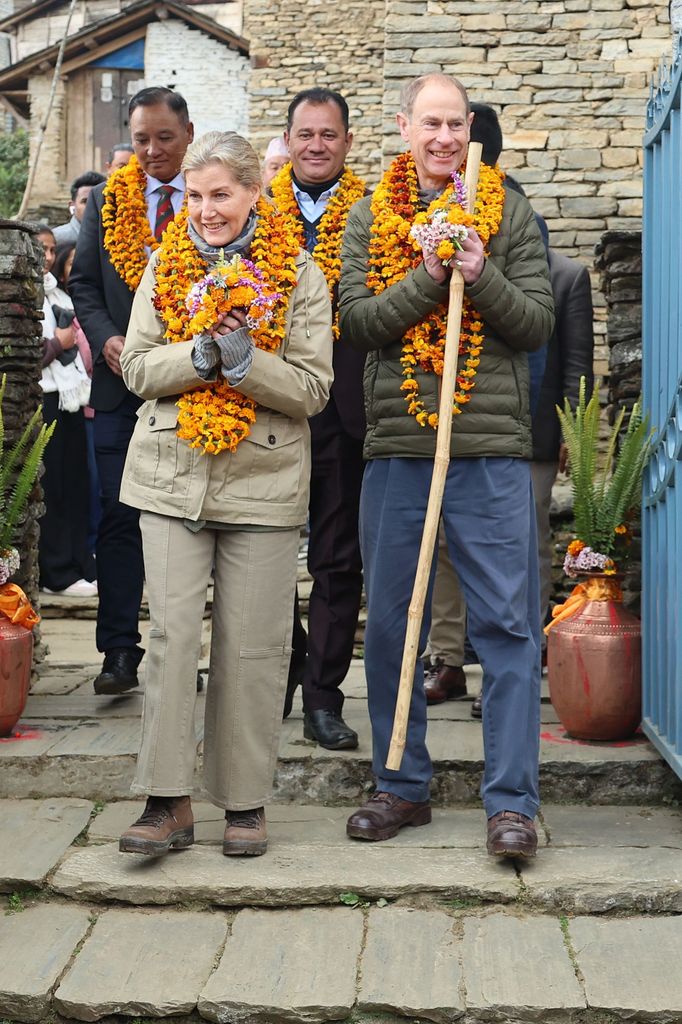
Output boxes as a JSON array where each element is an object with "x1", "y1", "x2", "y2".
[
  {"x1": 191, "y1": 333, "x2": 220, "y2": 379},
  {"x1": 216, "y1": 326, "x2": 254, "y2": 384}
]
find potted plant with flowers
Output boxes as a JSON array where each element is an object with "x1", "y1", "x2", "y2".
[
  {"x1": 545, "y1": 378, "x2": 654, "y2": 741},
  {"x1": 0, "y1": 374, "x2": 54, "y2": 735}
]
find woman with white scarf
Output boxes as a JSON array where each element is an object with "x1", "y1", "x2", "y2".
[{"x1": 37, "y1": 226, "x2": 96, "y2": 598}]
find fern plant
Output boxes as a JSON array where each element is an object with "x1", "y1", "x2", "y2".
[
  {"x1": 557, "y1": 378, "x2": 653, "y2": 577},
  {"x1": 0, "y1": 374, "x2": 55, "y2": 582}
]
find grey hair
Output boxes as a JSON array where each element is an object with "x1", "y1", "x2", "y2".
[
  {"x1": 181, "y1": 130, "x2": 262, "y2": 189},
  {"x1": 400, "y1": 73, "x2": 470, "y2": 119}
]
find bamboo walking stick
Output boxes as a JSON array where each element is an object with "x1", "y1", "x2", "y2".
[{"x1": 385, "y1": 141, "x2": 483, "y2": 771}]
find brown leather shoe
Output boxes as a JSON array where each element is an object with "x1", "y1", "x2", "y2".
[
  {"x1": 224, "y1": 807, "x2": 267, "y2": 856},
  {"x1": 424, "y1": 661, "x2": 467, "y2": 705},
  {"x1": 346, "y1": 791, "x2": 432, "y2": 841},
  {"x1": 119, "y1": 796, "x2": 194, "y2": 857},
  {"x1": 486, "y1": 810, "x2": 537, "y2": 859},
  {"x1": 471, "y1": 692, "x2": 482, "y2": 719}
]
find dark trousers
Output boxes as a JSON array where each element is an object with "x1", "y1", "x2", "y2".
[
  {"x1": 38, "y1": 393, "x2": 95, "y2": 591},
  {"x1": 93, "y1": 391, "x2": 144, "y2": 655},
  {"x1": 361, "y1": 456, "x2": 541, "y2": 818},
  {"x1": 295, "y1": 428, "x2": 365, "y2": 714}
]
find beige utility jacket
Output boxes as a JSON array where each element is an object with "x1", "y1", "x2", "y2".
[{"x1": 120, "y1": 247, "x2": 333, "y2": 527}]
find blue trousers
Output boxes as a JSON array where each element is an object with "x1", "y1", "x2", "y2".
[{"x1": 360, "y1": 456, "x2": 541, "y2": 819}]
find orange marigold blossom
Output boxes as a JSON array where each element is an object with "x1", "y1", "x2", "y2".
[
  {"x1": 269, "y1": 162, "x2": 366, "y2": 339},
  {"x1": 152, "y1": 200, "x2": 299, "y2": 455},
  {"x1": 102, "y1": 155, "x2": 160, "y2": 291},
  {"x1": 367, "y1": 152, "x2": 505, "y2": 429}
]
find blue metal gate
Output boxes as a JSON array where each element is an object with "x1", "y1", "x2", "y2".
[{"x1": 642, "y1": 39, "x2": 682, "y2": 779}]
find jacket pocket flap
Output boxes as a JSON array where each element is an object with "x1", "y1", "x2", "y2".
[
  {"x1": 142, "y1": 400, "x2": 179, "y2": 431},
  {"x1": 246, "y1": 415, "x2": 305, "y2": 449}
]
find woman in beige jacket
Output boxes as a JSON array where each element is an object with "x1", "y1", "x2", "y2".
[{"x1": 118, "y1": 131, "x2": 333, "y2": 858}]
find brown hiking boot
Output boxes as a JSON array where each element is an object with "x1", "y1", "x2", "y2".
[
  {"x1": 223, "y1": 807, "x2": 267, "y2": 856},
  {"x1": 486, "y1": 810, "x2": 537, "y2": 859},
  {"x1": 119, "y1": 796, "x2": 194, "y2": 857}
]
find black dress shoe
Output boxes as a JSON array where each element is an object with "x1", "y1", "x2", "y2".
[
  {"x1": 303, "y1": 709, "x2": 359, "y2": 750},
  {"x1": 94, "y1": 649, "x2": 141, "y2": 695},
  {"x1": 471, "y1": 692, "x2": 482, "y2": 719}
]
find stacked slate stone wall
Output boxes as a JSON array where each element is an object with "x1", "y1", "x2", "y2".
[
  {"x1": 0, "y1": 220, "x2": 46, "y2": 659},
  {"x1": 245, "y1": 0, "x2": 669, "y2": 380},
  {"x1": 595, "y1": 229, "x2": 643, "y2": 610},
  {"x1": 243, "y1": 0, "x2": 386, "y2": 182}
]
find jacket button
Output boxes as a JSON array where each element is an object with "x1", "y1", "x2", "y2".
[
  {"x1": 268, "y1": 434, "x2": 276, "y2": 445},
  {"x1": 149, "y1": 415, "x2": 156, "y2": 425}
]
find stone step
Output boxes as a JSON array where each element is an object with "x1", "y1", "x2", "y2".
[
  {"x1": 2, "y1": 900, "x2": 682, "y2": 1023},
  {"x1": 6, "y1": 663, "x2": 680, "y2": 806},
  {"x1": 2, "y1": 799, "x2": 682, "y2": 1022},
  {"x1": 3, "y1": 798, "x2": 681, "y2": 915}
]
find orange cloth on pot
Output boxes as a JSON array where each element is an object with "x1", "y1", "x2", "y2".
[
  {"x1": 544, "y1": 576, "x2": 623, "y2": 635},
  {"x1": 0, "y1": 584, "x2": 40, "y2": 630}
]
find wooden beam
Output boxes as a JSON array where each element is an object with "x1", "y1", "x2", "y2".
[{"x1": 60, "y1": 27, "x2": 146, "y2": 75}]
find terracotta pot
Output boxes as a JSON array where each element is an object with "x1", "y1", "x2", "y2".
[
  {"x1": 0, "y1": 617, "x2": 33, "y2": 737},
  {"x1": 547, "y1": 576, "x2": 641, "y2": 741}
]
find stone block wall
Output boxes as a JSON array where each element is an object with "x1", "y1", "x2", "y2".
[
  {"x1": 381, "y1": 0, "x2": 670, "y2": 381},
  {"x1": 0, "y1": 219, "x2": 46, "y2": 653},
  {"x1": 595, "y1": 229, "x2": 643, "y2": 609},
  {"x1": 243, "y1": 0, "x2": 386, "y2": 181}
]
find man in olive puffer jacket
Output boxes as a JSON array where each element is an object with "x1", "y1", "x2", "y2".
[{"x1": 338, "y1": 73, "x2": 554, "y2": 858}]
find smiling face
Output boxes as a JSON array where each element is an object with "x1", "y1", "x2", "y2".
[
  {"x1": 285, "y1": 100, "x2": 352, "y2": 185},
  {"x1": 397, "y1": 79, "x2": 473, "y2": 190},
  {"x1": 186, "y1": 163, "x2": 260, "y2": 248},
  {"x1": 38, "y1": 230, "x2": 56, "y2": 274},
  {"x1": 129, "y1": 102, "x2": 194, "y2": 183}
]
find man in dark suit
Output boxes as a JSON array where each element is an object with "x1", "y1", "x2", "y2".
[
  {"x1": 271, "y1": 88, "x2": 367, "y2": 749},
  {"x1": 532, "y1": 242, "x2": 595, "y2": 631},
  {"x1": 70, "y1": 86, "x2": 193, "y2": 694}
]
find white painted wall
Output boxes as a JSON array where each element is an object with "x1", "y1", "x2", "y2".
[{"x1": 144, "y1": 21, "x2": 249, "y2": 138}]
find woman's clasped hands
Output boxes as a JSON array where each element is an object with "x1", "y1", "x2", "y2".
[{"x1": 193, "y1": 306, "x2": 255, "y2": 382}]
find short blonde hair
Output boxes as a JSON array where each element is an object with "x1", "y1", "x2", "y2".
[
  {"x1": 182, "y1": 130, "x2": 262, "y2": 189},
  {"x1": 400, "y1": 73, "x2": 470, "y2": 119}
]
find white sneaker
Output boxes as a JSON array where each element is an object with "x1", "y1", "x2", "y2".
[{"x1": 43, "y1": 579, "x2": 98, "y2": 597}]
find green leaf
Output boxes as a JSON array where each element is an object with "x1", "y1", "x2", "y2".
[{"x1": 339, "y1": 891, "x2": 361, "y2": 906}]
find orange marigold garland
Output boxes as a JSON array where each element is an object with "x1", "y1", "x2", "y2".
[
  {"x1": 367, "y1": 151, "x2": 505, "y2": 428},
  {"x1": 102, "y1": 155, "x2": 159, "y2": 291},
  {"x1": 153, "y1": 198, "x2": 299, "y2": 454},
  {"x1": 269, "y1": 161, "x2": 366, "y2": 338}
]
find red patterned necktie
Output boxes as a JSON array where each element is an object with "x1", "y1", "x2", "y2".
[{"x1": 153, "y1": 185, "x2": 175, "y2": 241}]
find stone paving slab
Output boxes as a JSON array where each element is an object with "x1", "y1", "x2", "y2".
[
  {"x1": 30, "y1": 667, "x2": 96, "y2": 696},
  {"x1": 198, "y1": 907, "x2": 363, "y2": 1024},
  {"x1": 54, "y1": 908, "x2": 227, "y2": 1022},
  {"x1": 45, "y1": 718, "x2": 146, "y2": 757},
  {"x1": 0, "y1": 904, "x2": 91, "y2": 1022},
  {"x1": 0, "y1": 719, "x2": 77, "y2": 757},
  {"x1": 358, "y1": 907, "x2": 464, "y2": 1023},
  {"x1": 461, "y1": 912, "x2": 585, "y2": 1017},
  {"x1": 24, "y1": 692, "x2": 145, "y2": 719},
  {"x1": 88, "y1": 802, "x2": 546, "y2": 849},
  {"x1": 51, "y1": 842, "x2": 520, "y2": 906},
  {"x1": 542, "y1": 804, "x2": 682, "y2": 849},
  {"x1": 520, "y1": 846, "x2": 682, "y2": 913},
  {"x1": 570, "y1": 916, "x2": 682, "y2": 1022},
  {"x1": 0, "y1": 798, "x2": 92, "y2": 889}
]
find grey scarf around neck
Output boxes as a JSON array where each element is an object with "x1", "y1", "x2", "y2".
[
  {"x1": 188, "y1": 211, "x2": 257, "y2": 265},
  {"x1": 418, "y1": 186, "x2": 446, "y2": 209}
]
